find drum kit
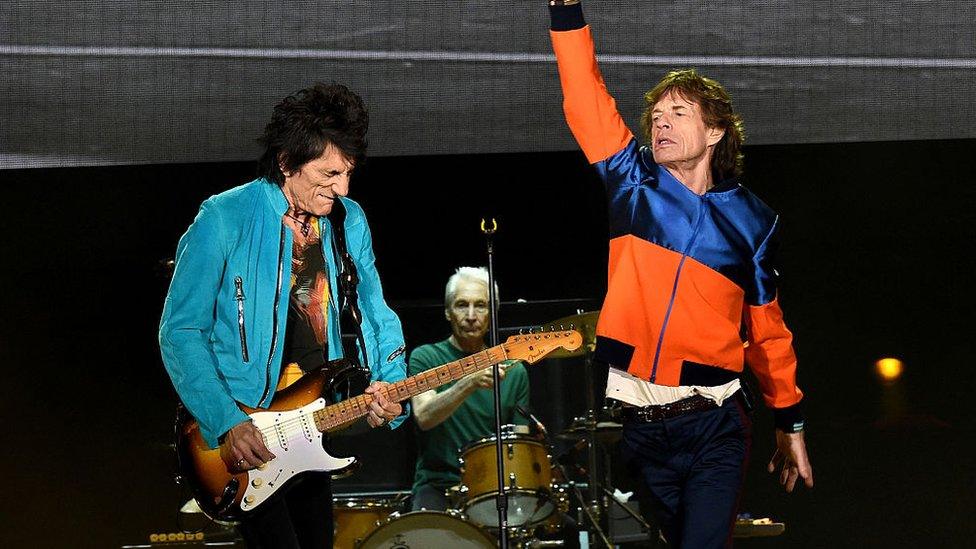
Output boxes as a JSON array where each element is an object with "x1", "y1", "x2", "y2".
[{"x1": 332, "y1": 310, "x2": 658, "y2": 548}]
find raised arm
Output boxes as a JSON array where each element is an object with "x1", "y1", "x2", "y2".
[{"x1": 549, "y1": 0, "x2": 634, "y2": 164}]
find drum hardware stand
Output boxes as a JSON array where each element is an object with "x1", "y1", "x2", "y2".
[
  {"x1": 582, "y1": 349, "x2": 601, "y2": 518},
  {"x1": 481, "y1": 217, "x2": 511, "y2": 548},
  {"x1": 562, "y1": 310, "x2": 633, "y2": 548},
  {"x1": 601, "y1": 486, "x2": 653, "y2": 531},
  {"x1": 552, "y1": 461, "x2": 613, "y2": 549}
]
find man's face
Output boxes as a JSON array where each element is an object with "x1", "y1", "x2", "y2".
[
  {"x1": 650, "y1": 90, "x2": 724, "y2": 168},
  {"x1": 281, "y1": 144, "x2": 354, "y2": 216},
  {"x1": 446, "y1": 279, "x2": 490, "y2": 344}
]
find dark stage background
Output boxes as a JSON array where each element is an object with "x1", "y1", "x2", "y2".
[{"x1": 2, "y1": 139, "x2": 975, "y2": 547}]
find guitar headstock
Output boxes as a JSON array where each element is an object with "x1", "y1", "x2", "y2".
[{"x1": 503, "y1": 329, "x2": 583, "y2": 364}]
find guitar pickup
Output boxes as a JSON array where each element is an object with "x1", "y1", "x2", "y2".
[
  {"x1": 272, "y1": 414, "x2": 288, "y2": 451},
  {"x1": 300, "y1": 412, "x2": 315, "y2": 443}
]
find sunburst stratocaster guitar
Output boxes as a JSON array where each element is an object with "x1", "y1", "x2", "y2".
[{"x1": 175, "y1": 329, "x2": 582, "y2": 519}]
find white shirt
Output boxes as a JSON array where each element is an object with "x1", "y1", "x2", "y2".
[{"x1": 606, "y1": 368, "x2": 740, "y2": 407}]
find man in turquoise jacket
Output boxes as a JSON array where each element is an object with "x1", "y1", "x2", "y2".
[{"x1": 159, "y1": 82, "x2": 407, "y2": 548}]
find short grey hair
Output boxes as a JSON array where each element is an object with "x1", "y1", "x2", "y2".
[{"x1": 444, "y1": 266, "x2": 499, "y2": 307}]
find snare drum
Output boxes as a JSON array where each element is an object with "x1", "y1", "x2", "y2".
[
  {"x1": 332, "y1": 496, "x2": 400, "y2": 549},
  {"x1": 358, "y1": 510, "x2": 496, "y2": 549},
  {"x1": 459, "y1": 433, "x2": 555, "y2": 527}
]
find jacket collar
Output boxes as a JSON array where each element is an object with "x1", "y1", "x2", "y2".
[
  {"x1": 708, "y1": 176, "x2": 739, "y2": 193},
  {"x1": 259, "y1": 177, "x2": 290, "y2": 215},
  {"x1": 640, "y1": 146, "x2": 739, "y2": 194}
]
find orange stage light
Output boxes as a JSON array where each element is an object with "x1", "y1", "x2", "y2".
[{"x1": 875, "y1": 357, "x2": 904, "y2": 382}]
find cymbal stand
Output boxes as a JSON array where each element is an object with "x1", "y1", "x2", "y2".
[
  {"x1": 574, "y1": 325, "x2": 613, "y2": 548},
  {"x1": 551, "y1": 460, "x2": 613, "y2": 549},
  {"x1": 601, "y1": 486, "x2": 652, "y2": 531},
  {"x1": 582, "y1": 352, "x2": 602, "y2": 520}
]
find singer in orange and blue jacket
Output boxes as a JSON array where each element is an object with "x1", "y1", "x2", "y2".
[{"x1": 548, "y1": 1, "x2": 813, "y2": 547}]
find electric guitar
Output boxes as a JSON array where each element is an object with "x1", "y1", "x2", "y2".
[{"x1": 175, "y1": 329, "x2": 582, "y2": 519}]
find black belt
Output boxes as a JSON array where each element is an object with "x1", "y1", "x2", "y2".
[{"x1": 618, "y1": 394, "x2": 721, "y2": 423}]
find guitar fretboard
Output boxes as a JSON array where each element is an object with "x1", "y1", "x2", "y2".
[{"x1": 311, "y1": 345, "x2": 509, "y2": 432}]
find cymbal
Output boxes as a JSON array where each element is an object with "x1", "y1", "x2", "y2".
[
  {"x1": 555, "y1": 417, "x2": 622, "y2": 443},
  {"x1": 541, "y1": 310, "x2": 599, "y2": 358}
]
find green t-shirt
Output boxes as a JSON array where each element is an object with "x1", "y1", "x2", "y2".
[{"x1": 409, "y1": 338, "x2": 531, "y2": 492}]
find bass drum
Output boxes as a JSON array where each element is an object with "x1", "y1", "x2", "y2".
[{"x1": 358, "y1": 510, "x2": 495, "y2": 549}]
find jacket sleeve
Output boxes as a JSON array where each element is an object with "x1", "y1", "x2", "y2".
[
  {"x1": 549, "y1": 3, "x2": 634, "y2": 165},
  {"x1": 743, "y1": 218, "x2": 805, "y2": 432},
  {"x1": 345, "y1": 201, "x2": 411, "y2": 429},
  {"x1": 159, "y1": 199, "x2": 250, "y2": 448}
]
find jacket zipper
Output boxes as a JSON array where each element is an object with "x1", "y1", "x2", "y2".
[
  {"x1": 258, "y1": 224, "x2": 286, "y2": 407},
  {"x1": 649, "y1": 199, "x2": 707, "y2": 382},
  {"x1": 234, "y1": 276, "x2": 250, "y2": 363}
]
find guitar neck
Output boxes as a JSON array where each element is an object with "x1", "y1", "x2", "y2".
[{"x1": 312, "y1": 344, "x2": 510, "y2": 432}]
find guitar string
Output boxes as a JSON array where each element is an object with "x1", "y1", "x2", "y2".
[
  {"x1": 250, "y1": 350, "x2": 496, "y2": 443},
  {"x1": 249, "y1": 347, "x2": 503, "y2": 443},
  {"x1": 245, "y1": 333, "x2": 566, "y2": 446}
]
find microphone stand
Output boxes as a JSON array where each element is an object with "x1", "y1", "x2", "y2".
[{"x1": 481, "y1": 218, "x2": 509, "y2": 547}]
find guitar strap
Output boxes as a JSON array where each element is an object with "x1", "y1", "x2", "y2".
[{"x1": 326, "y1": 199, "x2": 371, "y2": 374}]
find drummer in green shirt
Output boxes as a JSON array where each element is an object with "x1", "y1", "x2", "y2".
[{"x1": 409, "y1": 266, "x2": 531, "y2": 511}]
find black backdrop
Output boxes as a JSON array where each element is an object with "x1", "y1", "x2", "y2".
[{"x1": 2, "y1": 139, "x2": 975, "y2": 547}]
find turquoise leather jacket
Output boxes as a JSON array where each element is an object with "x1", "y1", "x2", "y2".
[{"x1": 159, "y1": 179, "x2": 408, "y2": 448}]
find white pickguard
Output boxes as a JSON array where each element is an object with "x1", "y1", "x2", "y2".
[{"x1": 239, "y1": 398, "x2": 355, "y2": 512}]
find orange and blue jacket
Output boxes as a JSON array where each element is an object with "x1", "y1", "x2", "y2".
[{"x1": 550, "y1": 4, "x2": 803, "y2": 430}]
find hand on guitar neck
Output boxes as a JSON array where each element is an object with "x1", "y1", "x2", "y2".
[{"x1": 364, "y1": 381, "x2": 402, "y2": 428}]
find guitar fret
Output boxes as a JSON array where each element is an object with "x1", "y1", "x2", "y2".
[{"x1": 313, "y1": 333, "x2": 565, "y2": 432}]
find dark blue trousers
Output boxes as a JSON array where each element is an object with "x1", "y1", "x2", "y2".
[{"x1": 620, "y1": 397, "x2": 751, "y2": 549}]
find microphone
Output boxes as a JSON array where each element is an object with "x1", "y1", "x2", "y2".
[{"x1": 516, "y1": 405, "x2": 548, "y2": 437}]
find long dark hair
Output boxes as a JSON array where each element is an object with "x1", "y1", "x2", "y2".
[{"x1": 257, "y1": 82, "x2": 369, "y2": 185}]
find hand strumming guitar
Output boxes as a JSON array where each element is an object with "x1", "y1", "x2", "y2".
[{"x1": 220, "y1": 420, "x2": 276, "y2": 471}]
